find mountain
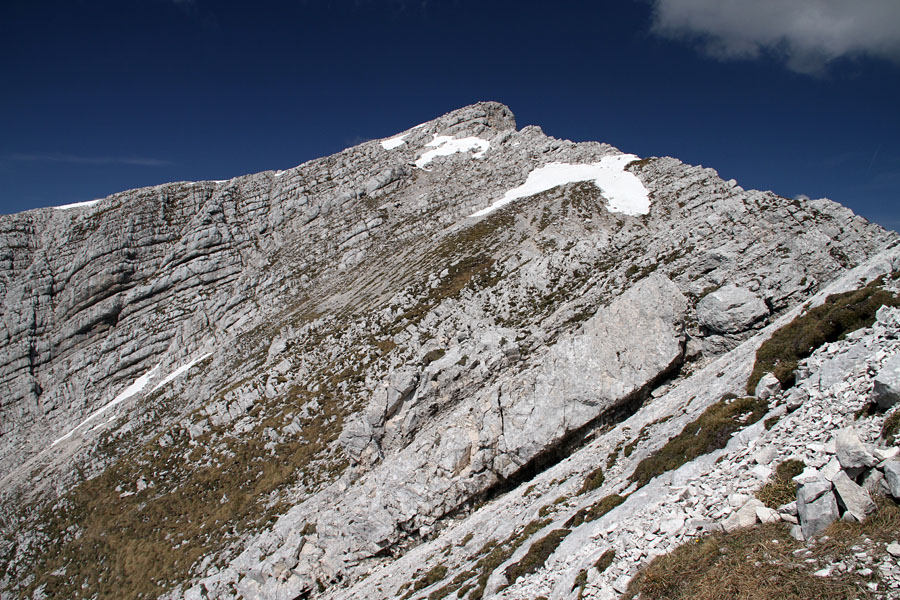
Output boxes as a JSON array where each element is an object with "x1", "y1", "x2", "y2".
[{"x1": 2, "y1": 102, "x2": 899, "y2": 600}]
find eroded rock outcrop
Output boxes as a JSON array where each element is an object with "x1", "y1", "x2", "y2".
[{"x1": 0, "y1": 102, "x2": 896, "y2": 600}]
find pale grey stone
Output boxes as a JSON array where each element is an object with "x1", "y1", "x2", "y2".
[
  {"x1": 821, "y1": 457, "x2": 842, "y2": 481},
  {"x1": 832, "y1": 470, "x2": 877, "y2": 522},
  {"x1": 883, "y1": 461, "x2": 900, "y2": 497},
  {"x1": 723, "y1": 498, "x2": 765, "y2": 532},
  {"x1": 874, "y1": 446, "x2": 900, "y2": 462},
  {"x1": 835, "y1": 427, "x2": 879, "y2": 470},
  {"x1": 756, "y1": 506, "x2": 781, "y2": 523},
  {"x1": 2, "y1": 100, "x2": 898, "y2": 600},
  {"x1": 779, "y1": 501, "x2": 799, "y2": 516},
  {"x1": 755, "y1": 373, "x2": 781, "y2": 401},
  {"x1": 797, "y1": 479, "x2": 839, "y2": 538},
  {"x1": 873, "y1": 354, "x2": 900, "y2": 410},
  {"x1": 861, "y1": 468, "x2": 885, "y2": 496},
  {"x1": 754, "y1": 447, "x2": 777, "y2": 465},
  {"x1": 697, "y1": 285, "x2": 769, "y2": 334}
]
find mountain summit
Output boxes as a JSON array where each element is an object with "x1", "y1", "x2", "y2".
[{"x1": 2, "y1": 102, "x2": 899, "y2": 599}]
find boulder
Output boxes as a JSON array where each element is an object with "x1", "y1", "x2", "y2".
[
  {"x1": 861, "y1": 468, "x2": 885, "y2": 496},
  {"x1": 755, "y1": 373, "x2": 781, "y2": 401},
  {"x1": 755, "y1": 506, "x2": 781, "y2": 524},
  {"x1": 835, "y1": 427, "x2": 878, "y2": 470},
  {"x1": 831, "y1": 470, "x2": 876, "y2": 522},
  {"x1": 883, "y1": 461, "x2": 900, "y2": 497},
  {"x1": 872, "y1": 354, "x2": 900, "y2": 410},
  {"x1": 696, "y1": 285, "x2": 769, "y2": 334},
  {"x1": 797, "y1": 479, "x2": 839, "y2": 538},
  {"x1": 723, "y1": 498, "x2": 765, "y2": 532}
]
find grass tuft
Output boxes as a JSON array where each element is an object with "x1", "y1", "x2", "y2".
[
  {"x1": 503, "y1": 529, "x2": 570, "y2": 588},
  {"x1": 747, "y1": 279, "x2": 900, "y2": 394},
  {"x1": 625, "y1": 497, "x2": 900, "y2": 600},
  {"x1": 756, "y1": 459, "x2": 805, "y2": 509},
  {"x1": 565, "y1": 494, "x2": 627, "y2": 528},
  {"x1": 578, "y1": 466, "x2": 605, "y2": 495},
  {"x1": 881, "y1": 409, "x2": 900, "y2": 445},
  {"x1": 630, "y1": 395, "x2": 768, "y2": 489},
  {"x1": 595, "y1": 548, "x2": 615, "y2": 572}
]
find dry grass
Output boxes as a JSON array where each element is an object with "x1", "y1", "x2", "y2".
[
  {"x1": 20, "y1": 324, "x2": 364, "y2": 600},
  {"x1": 624, "y1": 525, "x2": 867, "y2": 600},
  {"x1": 566, "y1": 494, "x2": 627, "y2": 528},
  {"x1": 630, "y1": 395, "x2": 768, "y2": 489},
  {"x1": 503, "y1": 528, "x2": 570, "y2": 588},
  {"x1": 625, "y1": 498, "x2": 900, "y2": 600},
  {"x1": 747, "y1": 279, "x2": 900, "y2": 394},
  {"x1": 756, "y1": 459, "x2": 805, "y2": 509},
  {"x1": 578, "y1": 466, "x2": 605, "y2": 495},
  {"x1": 428, "y1": 518, "x2": 551, "y2": 600},
  {"x1": 595, "y1": 548, "x2": 615, "y2": 572},
  {"x1": 881, "y1": 409, "x2": 900, "y2": 445}
]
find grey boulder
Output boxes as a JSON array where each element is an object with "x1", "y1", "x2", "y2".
[
  {"x1": 883, "y1": 461, "x2": 900, "y2": 498},
  {"x1": 696, "y1": 285, "x2": 769, "y2": 334},
  {"x1": 872, "y1": 353, "x2": 900, "y2": 410},
  {"x1": 797, "y1": 479, "x2": 839, "y2": 538},
  {"x1": 831, "y1": 470, "x2": 876, "y2": 522},
  {"x1": 835, "y1": 427, "x2": 878, "y2": 471},
  {"x1": 755, "y1": 373, "x2": 781, "y2": 401}
]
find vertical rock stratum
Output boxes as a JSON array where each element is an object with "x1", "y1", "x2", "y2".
[{"x1": 1, "y1": 102, "x2": 899, "y2": 599}]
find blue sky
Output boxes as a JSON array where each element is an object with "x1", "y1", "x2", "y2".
[{"x1": 2, "y1": 0, "x2": 899, "y2": 230}]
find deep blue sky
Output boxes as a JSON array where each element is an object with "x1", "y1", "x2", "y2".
[{"x1": 2, "y1": 1, "x2": 899, "y2": 230}]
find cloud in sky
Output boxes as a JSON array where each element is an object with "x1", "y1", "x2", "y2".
[
  {"x1": 8, "y1": 153, "x2": 172, "y2": 167},
  {"x1": 650, "y1": 0, "x2": 900, "y2": 74}
]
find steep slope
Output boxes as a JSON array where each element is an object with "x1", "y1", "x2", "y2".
[{"x1": 0, "y1": 102, "x2": 894, "y2": 600}]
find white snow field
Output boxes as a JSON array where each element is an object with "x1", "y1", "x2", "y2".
[
  {"x1": 469, "y1": 154, "x2": 650, "y2": 218},
  {"x1": 415, "y1": 135, "x2": 490, "y2": 168},
  {"x1": 53, "y1": 199, "x2": 101, "y2": 210},
  {"x1": 380, "y1": 134, "x2": 408, "y2": 150}
]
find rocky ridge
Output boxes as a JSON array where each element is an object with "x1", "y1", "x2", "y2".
[{"x1": 0, "y1": 102, "x2": 897, "y2": 600}]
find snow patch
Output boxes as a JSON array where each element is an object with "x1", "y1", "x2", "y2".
[
  {"x1": 415, "y1": 135, "x2": 490, "y2": 169},
  {"x1": 380, "y1": 134, "x2": 408, "y2": 150},
  {"x1": 469, "y1": 154, "x2": 650, "y2": 218},
  {"x1": 150, "y1": 353, "x2": 212, "y2": 393},
  {"x1": 53, "y1": 199, "x2": 101, "y2": 211},
  {"x1": 52, "y1": 365, "x2": 160, "y2": 446}
]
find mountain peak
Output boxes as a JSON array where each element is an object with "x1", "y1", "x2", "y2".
[{"x1": 1, "y1": 104, "x2": 898, "y2": 600}]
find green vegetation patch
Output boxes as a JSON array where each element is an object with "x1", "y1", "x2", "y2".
[
  {"x1": 428, "y1": 518, "x2": 551, "y2": 600},
  {"x1": 565, "y1": 494, "x2": 627, "y2": 528},
  {"x1": 401, "y1": 564, "x2": 448, "y2": 599},
  {"x1": 624, "y1": 497, "x2": 900, "y2": 600},
  {"x1": 503, "y1": 528, "x2": 571, "y2": 588},
  {"x1": 19, "y1": 319, "x2": 368, "y2": 600},
  {"x1": 595, "y1": 548, "x2": 615, "y2": 573},
  {"x1": 882, "y1": 409, "x2": 900, "y2": 445},
  {"x1": 630, "y1": 395, "x2": 769, "y2": 489},
  {"x1": 747, "y1": 279, "x2": 900, "y2": 394},
  {"x1": 756, "y1": 459, "x2": 805, "y2": 509},
  {"x1": 578, "y1": 466, "x2": 605, "y2": 495}
]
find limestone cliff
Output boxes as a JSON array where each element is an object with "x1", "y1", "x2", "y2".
[{"x1": 0, "y1": 102, "x2": 896, "y2": 600}]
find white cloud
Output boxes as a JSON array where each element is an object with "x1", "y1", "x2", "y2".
[{"x1": 651, "y1": 0, "x2": 900, "y2": 74}]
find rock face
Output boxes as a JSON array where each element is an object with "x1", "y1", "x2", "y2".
[
  {"x1": 872, "y1": 353, "x2": 900, "y2": 410},
  {"x1": 0, "y1": 102, "x2": 898, "y2": 600},
  {"x1": 697, "y1": 284, "x2": 769, "y2": 334}
]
